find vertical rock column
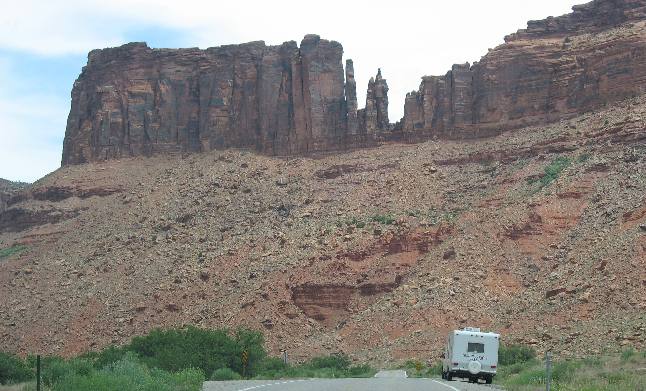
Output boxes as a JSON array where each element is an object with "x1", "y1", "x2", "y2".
[
  {"x1": 374, "y1": 69, "x2": 390, "y2": 131},
  {"x1": 364, "y1": 68, "x2": 390, "y2": 135},
  {"x1": 298, "y1": 34, "x2": 346, "y2": 152},
  {"x1": 345, "y1": 59, "x2": 359, "y2": 135}
]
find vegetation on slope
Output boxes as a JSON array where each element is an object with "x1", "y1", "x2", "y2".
[
  {"x1": 0, "y1": 245, "x2": 26, "y2": 260},
  {"x1": 402, "y1": 344, "x2": 645, "y2": 391},
  {"x1": 0, "y1": 326, "x2": 376, "y2": 390},
  {"x1": 498, "y1": 349, "x2": 646, "y2": 391}
]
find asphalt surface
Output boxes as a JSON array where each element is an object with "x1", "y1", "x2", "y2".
[{"x1": 203, "y1": 370, "x2": 498, "y2": 391}]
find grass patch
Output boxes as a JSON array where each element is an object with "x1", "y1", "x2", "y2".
[
  {"x1": 254, "y1": 354, "x2": 376, "y2": 380},
  {"x1": 371, "y1": 214, "x2": 395, "y2": 225},
  {"x1": 497, "y1": 351, "x2": 646, "y2": 390},
  {"x1": 499, "y1": 344, "x2": 537, "y2": 366},
  {"x1": 0, "y1": 352, "x2": 32, "y2": 385},
  {"x1": 51, "y1": 354, "x2": 203, "y2": 391},
  {"x1": 345, "y1": 217, "x2": 365, "y2": 228},
  {"x1": 527, "y1": 156, "x2": 572, "y2": 192},
  {"x1": 88, "y1": 326, "x2": 267, "y2": 379},
  {"x1": 400, "y1": 359, "x2": 442, "y2": 378},
  {"x1": 578, "y1": 153, "x2": 591, "y2": 163},
  {"x1": 426, "y1": 208, "x2": 461, "y2": 225},
  {"x1": 2, "y1": 329, "x2": 378, "y2": 389},
  {"x1": 0, "y1": 245, "x2": 26, "y2": 260},
  {"x1": 620, "y1": 348, "x2": 635, "y2": 362},
  {"x1": 210, "y1": 367, "x2": 241, "y2": 381}
]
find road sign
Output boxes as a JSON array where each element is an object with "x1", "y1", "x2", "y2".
[{"x1": 242, "y1": 350, "x2": 249, "y2": 377}]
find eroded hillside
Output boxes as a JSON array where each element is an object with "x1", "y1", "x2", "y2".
[{"x1": 1, "y1": 95, "x2": 644, "y2": 364}]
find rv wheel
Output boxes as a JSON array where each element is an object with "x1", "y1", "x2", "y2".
[{"x1": 485, "y1": 376, "x2": 493, "y2": 384}]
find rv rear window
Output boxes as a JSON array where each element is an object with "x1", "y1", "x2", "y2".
[{"x1": 467, "y1": 342, "x2": 485, "y2": 353}]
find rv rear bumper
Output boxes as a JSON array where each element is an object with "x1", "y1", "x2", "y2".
[{"x1": 449, "y1": 369, "x2": 496, "y2": 378}]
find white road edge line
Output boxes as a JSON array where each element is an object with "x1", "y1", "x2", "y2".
[
  {"x1": 430, "y1": 379, "x2": 461, "y2": 391},
  {"x1": 229, "y1": 379, "x2": 308, "y2": 391},
  {"x1": 373, "y1": 370, "x2": 408, "y2": 378}
]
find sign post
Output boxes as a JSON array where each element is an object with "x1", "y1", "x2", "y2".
[
  {"x1": 545, "y1": 351, "x2": 552, "y2": 391},
  {"x1": 281, "y1": 349, "x2": 288, "y2": 365},
  {"x1": 36, "y1": 355, "x2": 41, "y2": 391}
]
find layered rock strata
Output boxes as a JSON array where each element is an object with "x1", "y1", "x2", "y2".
[
  {"x1": 401, "y1": 0, "x2": 646, "y2": 138},
  {"x1": 62, "y1": 0, "x2": 646, "y2": 163},
  {"x1": 62, "y1": 35, "x2": 378, "y2": 164}
]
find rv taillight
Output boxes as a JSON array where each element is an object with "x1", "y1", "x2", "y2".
[
  {"x1": 491, "y1": 365, "x2": 497, "y2": 369},
  {"x1": 452, "y1": 362, "x2": 458, "y2": 366}
]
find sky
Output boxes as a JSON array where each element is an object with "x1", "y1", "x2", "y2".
[{"x1": 0, "y1": 0, "x2": 583, "y2": 182}]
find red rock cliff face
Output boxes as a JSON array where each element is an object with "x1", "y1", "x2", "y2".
[
  {"x1": 62, "y1": 35, "x2": 365, "y2": 164},
  {"x1": 402, "y1": 0, "x2": 646, "y2": 138},
  {"x1": 63, "y1": 0, "x2": 646, "y2": 164}
]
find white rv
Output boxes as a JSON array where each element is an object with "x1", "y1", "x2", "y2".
[{"x1": 442, "y1": 327, "x2": 499, "y2": 384}]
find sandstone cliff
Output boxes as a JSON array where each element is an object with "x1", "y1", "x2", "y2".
[
  {"x1": 401, "y1": 0, "x2": 646, "y2": 138},
  {"x1": 62, "y1": 0, "x2": 646, "y2": 163},
  {"x1": 62, "y1": 35, "x2": 376, "y2": 164}
]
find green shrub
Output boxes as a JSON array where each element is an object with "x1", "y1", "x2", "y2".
[
  {"x1": 496, "y1": 359, "x2": 538, "y2": 379},
  {"x1": 38, "y1": 357, "x2": 94, "y2": 387},
  {"x1": 550, "y1": 360, "x2": 581, "y2": 382},
  {"x1": 530, "y1": 156, "x2": 572, "y2": 189},
  {"x1": 51, "y1": 354, "x2": 203, "y2": 391},
  {"x1": 345, "y1": 217, "x2": 365, "y2": 228},
  {"x1": 425, "y1": 208, "x2": 461, "y2": 225},
  {"x1": 307, "y1": 354, "x2": 350, "y2": 370},
  {"x1": 127, "y1": 326, "x2": 265, "y2": 378},
  {"x1": 499, "y1": 351, "x2": 646, "y2": 389},
  {"x1": 86, "y1": 345, "x2": 129, "y2": 369},
  {"x1": 371, "y1": 214, "x2": 395, "y2": 225},
  {"x1": 499, "y1": 344, "x2": 537, "y2": 366},
  {"x1": 346, "y1": 364, "x2": 375, "y2": 377},
  {"x1": 232, "y1": 328, "x2": 266, "y2": 376},
  {"x1": 255, "y1": 354, "x2": 375, "y2": 379},
  {"x1": 425, "y1": 361, "x2": 442, "y2": 377},
  {"x1": 259, "y1": 357, "x2": 287, "y2": 372},
  {"x1": 578, "y1": 153, "x2": 591, "y2": 163},
  {"x1": 620, "y1": 348, "x2": 635, "y2": 362},
  {"x1": 401, "y1": 359, "x2": 421, "y2": 370},
  {"x1": 0, "y1": 245, "x2": 27, "y2": 260},
  {"x1": 210, "y1": 367, "x2": 242, "y2": 381},
  {"x1": 0, "y1": 351, "x2": 32, "y2": 384}
]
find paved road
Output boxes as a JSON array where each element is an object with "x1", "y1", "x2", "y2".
[{"x1": 203, "y1": 370, "x2": 497, "y2": 391}]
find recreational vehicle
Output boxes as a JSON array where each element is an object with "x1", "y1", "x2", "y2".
[{"x1": 442, "y1": 327, "x2": 499, "y2": 384}]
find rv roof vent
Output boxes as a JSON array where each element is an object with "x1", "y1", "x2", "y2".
[{"x1": 464, "y1": 327, "x2": 481, "y2": 332}]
